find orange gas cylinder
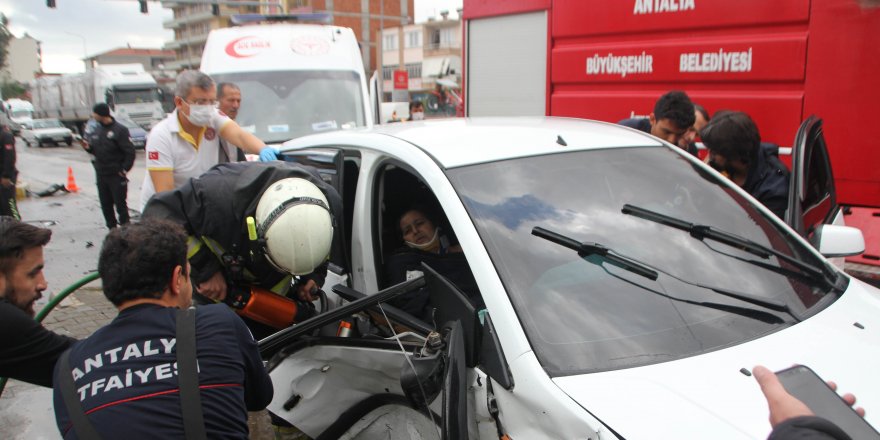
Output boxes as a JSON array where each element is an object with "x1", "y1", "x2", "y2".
[{"x1": 226, "y1": 286, "x2": 298, "y2": 329}]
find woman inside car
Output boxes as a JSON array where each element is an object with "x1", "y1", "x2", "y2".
[{"x1": 385, "y1": 205, "x2": 480, "y2": 321}]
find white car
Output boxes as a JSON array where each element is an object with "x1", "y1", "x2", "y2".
[
  {"x1": 260, "y1": 117, "x2": 878, "y2": 439},
  {"x1": 21, "y1": 118, "x2": 74, "y2": 147}
]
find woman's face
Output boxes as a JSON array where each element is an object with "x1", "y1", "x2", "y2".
[{"x1": 400, "y1": 210, "x2": 436, "y2": 245}]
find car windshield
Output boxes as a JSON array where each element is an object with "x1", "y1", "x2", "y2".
[
  {"x1": 113, "y1": 87, "x2": 160, "y2": 105},
  {"x1": 11, "y1": 110, "x2": 32, "y2": 119},
  {"x1": 210, "y1": 70, "x2": 365, "y2": 144},
  {"x1": 447, "y1": 147, "x2": 838, "y2": 376},
  {"x1": 33, "y1": 120, "x2": 63, "y2": 129}
]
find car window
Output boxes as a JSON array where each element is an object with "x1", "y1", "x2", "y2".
[
  {"x1": 375, "y1": 164, "x2": 482, "y2": 320},
  {"x1": 447, "y1": 146, "x2": 837, "y2": 376}
]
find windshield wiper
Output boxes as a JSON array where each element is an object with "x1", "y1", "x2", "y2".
[
  {"x1": 532, "y1": 227, "x2": 658, "y2": 281},
  {"x1": 532, "y1": 226, "x2": 794, "y2": 318},
  {"x1": 621, "y1": 204, "x2": 839, "y2": 291}
]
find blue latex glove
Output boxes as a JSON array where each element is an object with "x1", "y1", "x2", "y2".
[{"x1": 259, "y1": 147, "x2": 280, "y2": 162}]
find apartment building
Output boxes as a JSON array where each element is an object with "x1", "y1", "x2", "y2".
[
  {"x1": 380, "y1": 11, "x2": 462, "y2": 110},
  {"x1": 161, "y1": 0, "x2": 260, "y2": 70},
  {"x1": 1, "y1": 34, "x2": 42, "y2": 83},
  {"x1": 161, "y1": 0, "x2": 412, "y2": 72}
]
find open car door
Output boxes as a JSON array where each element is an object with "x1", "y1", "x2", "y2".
[
  {"x1": 785, "y1": 116, "x2": 838, "y2": 239},
  {"x1": 260, "y1": 264, "x2": 502, "y2": 439},
  {"x1": 280, "y1": 148, "x2": 351, "y2": 301}
]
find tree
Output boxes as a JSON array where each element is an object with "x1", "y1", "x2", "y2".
[
  {"x1": 0, "y1": 14, "x2": 11, "y2": 72},
  {"x1": 1, "y1": 81, "x2": 27, "y2": 99}
]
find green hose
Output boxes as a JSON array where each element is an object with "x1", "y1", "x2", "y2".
[
  {"x1": 0, "y1": 271, "x2": 101, "y2": 398},
  {"x1": 35, "y1": 272, "x2": 101, "y2": 322}
]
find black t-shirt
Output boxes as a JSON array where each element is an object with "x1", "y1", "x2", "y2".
[
  {"x1": 53, "y1": 303, "x2": 273, "y2": 439},
  {"x1": 0, "y1": 299, "x2": 74, "y2": 387}
]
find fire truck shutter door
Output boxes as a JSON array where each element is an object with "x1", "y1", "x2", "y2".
[{"x1": 467, "y1": 11, "x2": 547, "y2": 117}]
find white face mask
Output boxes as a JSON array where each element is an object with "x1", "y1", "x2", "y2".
[
  {"x1": 404, "y1": 228, "x2": 439, "y2": 252},
  {"x1": 186, "y1": 104, "x2": 214, "y2": 127},
  {"x1": 411, "y1": 111, "x2": 425, "y2": 121}
]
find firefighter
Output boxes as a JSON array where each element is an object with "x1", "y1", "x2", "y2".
[{"x1": 141, "y1": 161, "x2": 342, "y2": 338}]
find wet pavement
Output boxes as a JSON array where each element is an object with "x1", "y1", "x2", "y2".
[{"x1": 0, "y1": 139, "x2": 278, "y2": 439}]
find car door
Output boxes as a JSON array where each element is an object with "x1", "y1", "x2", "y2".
[
  {"x1": 280, "y1": 148, "x2": 351, "y2": 303},
  {"x1": 785, "y1": 116, "x2": 838, "y2": 239}
]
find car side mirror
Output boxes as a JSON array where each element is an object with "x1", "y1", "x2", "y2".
[{"x1": 810, "y1": 224, "x2": 865, "y2": 258}]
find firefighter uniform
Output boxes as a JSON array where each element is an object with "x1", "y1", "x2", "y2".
[{"x1": 141, "y1": 162, "x2": 343, "y2": 332}]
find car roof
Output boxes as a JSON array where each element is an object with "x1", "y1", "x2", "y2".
[{"x1": 284, "y1": 117, "x2": 665, "y2": 168}]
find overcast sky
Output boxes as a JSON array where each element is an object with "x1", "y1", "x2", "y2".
[{"x1": 1, "y1": 0, "x2": 463, "y2": 74}]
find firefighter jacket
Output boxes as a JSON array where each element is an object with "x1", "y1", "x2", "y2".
[{"x1": 142, "y1": 161, "x2": 344, "y2": 295}]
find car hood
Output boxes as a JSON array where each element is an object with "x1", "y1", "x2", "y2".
[
  {"x1": 32, "y1": 127, "x2": 71, "y2": 136},
  {"x1": 129, "y1": 128, "x2": 147, "y2": 139},
  {"x1": 552, "y1": 278, "x2": 880, "y2": 439}
]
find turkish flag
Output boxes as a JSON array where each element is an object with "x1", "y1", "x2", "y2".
[{"x1": 148, "y1": 151, "x2": 159, "y2": 161}]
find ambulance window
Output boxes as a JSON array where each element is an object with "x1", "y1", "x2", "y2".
[{"x1": 374, "y1": 164, "x2": 482, "y2": 321}]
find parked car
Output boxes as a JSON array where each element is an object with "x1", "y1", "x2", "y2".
[
  {"x1": 116, "y1": 117, "x2": 148, "y2": 149},
  {"x1": 21, "y1": 118, "x2": 74, "y2": 147},
  {"x1": 259, "y1": 117, "x2": 877, "y2": 439}
]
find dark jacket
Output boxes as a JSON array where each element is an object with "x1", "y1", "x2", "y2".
[
  {"x1": 1, "y1": 130, "x2": 16, "y2": 182},
  {"x1": 53, "y1": 303, "x2": 273, "y2": 439},
  {"x1": 744, "y1": 143, "x2": 790, "y2": 219},
  {"x1": 769, "y1": 416, "x2": 852, "y2": 440},
  {"x1": 84, "y1": 118, "x2": 135, "y2": 175},
  {"x1": 385, "y1": 248, "x2": 481, "y2": 321},
  {"x1": 0, "y1": 299, "x2": 75, "y2": 387},
  {"x1": 618, "y1": 117, "x2": 652, "y2": 134},
  {"x1": 141, "y1": 162, "x2": 344, "y2": 291}
]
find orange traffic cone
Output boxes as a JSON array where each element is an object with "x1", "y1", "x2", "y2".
[{"x1": 65, "y1": 167, "x2": 79, "y2": 193}]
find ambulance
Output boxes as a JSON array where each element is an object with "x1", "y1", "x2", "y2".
[
  {"x1": 200, "y1": 18, "x2": 374, "y2": 147},
  {"x1": 462, "y1": 0, "x2": 880, "y2": 281}
]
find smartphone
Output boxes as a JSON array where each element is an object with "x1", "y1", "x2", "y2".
[{"x1": 775, "y1": 365, "x2": 880, "y2": 439}]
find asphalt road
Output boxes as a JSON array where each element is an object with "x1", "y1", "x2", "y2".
[{"x1": 14, "y1": 136, "x2": 148, "y2": 214}]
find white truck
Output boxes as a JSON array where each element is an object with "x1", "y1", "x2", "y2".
[
  {"x1": 31, "y1": 64, "x2": 165, "y2": 132},
  {"x1": 199, "y1": 21, "x2": 374, "y2": 146},
  {"x1": 2, "y1": 99, "x2": 35, "y2": 135}
]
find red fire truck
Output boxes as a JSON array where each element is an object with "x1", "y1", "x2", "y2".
[{"x1": 462, "y1": 0, "x2": 880, "y2": 280}]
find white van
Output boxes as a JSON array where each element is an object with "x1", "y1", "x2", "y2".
[{"x1": 200, "y1": 23, "x2": 373, "y2": 146}]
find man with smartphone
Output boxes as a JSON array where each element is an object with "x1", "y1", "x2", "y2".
[{"x1": 754, "y1": 365, "x2": 869, "y2": 439}]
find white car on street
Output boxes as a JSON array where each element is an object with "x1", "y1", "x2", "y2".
[
  {"x1": 21, "y1": 118, "x2": 74, "y2": 147},
  {"x1": 260, "y1": 117, "x2": 878, "y2": 439}
]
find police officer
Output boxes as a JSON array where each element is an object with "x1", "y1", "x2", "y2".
[
  {"x1": 0, "y1": 120, "x2": 19, "y2": 219},
  {"x1": 82, "y1": 103, "x2": 135, "y2": 229}
]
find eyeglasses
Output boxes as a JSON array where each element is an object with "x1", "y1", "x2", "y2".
[{"x1": 182, "y1": 98, "x2": 218, "y2": 107}]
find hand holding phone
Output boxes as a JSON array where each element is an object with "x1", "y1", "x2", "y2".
[{"x1": 755, "y1": 365, "x2": 879, "y2": 439}]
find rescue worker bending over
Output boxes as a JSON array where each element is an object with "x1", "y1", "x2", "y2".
[
  {"x1": 142, "y1": 161, "x2": 342, "y2": 338},
  {"x1": 700, "y1": 110, "x2": 790, "y2": 219}
]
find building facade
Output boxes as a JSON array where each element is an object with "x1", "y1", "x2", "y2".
[
  {"x1": 161, "y1": 1, "x2": 260, "y2": 70},
  {"x1": 161, "y1": 0, "x2": 412, "y2": 72},
  {"x1": 380, "y1": 11, "x2": 462, "y2": 114},
  {"x1": 303, "y1": 0, "x2": 413, "y2": 72},
  {"x1": 2, "y1": 34, "x2": 42, "y2": 83},
  {"x1": 84, "y1": 48, "x2": 176, "y2": 79}
]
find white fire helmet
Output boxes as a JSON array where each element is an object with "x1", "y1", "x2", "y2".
[{"x1": 255, "y1": 178, "x2": 333, "y2": 275}]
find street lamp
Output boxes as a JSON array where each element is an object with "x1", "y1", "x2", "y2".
[{"x1": 64, "y1": 31, "x2": 89, "y2": 69}]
